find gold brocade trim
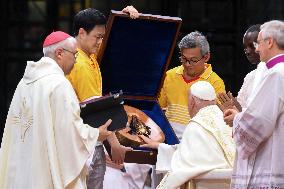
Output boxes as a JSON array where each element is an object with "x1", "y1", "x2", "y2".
[
  {"x1": 11, "y1": 97, "x2": 33, "y2": 142},
  {"x1": 191, "y1": 106, "x2": 235, "y2": 167}
]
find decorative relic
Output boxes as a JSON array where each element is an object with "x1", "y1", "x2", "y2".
[
  {"x1": 116, "y1": 105, "x2": 165, "y2": 147},
  {"x1": 128, "y1": 115, "x2": 151, "y2": 137}
]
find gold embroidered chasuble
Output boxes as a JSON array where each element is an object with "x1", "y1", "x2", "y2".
[
  {"x1": 156, "y1": 105, "x2": 235, "y2": 189},
  {"x1": 0, "y1": 57, "x2": 99, "y2": 189}
]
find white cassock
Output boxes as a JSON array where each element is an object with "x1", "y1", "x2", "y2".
[
  {"x1": 231, "y1": 55, "x2": 284, "y2": 189},
  {"x1": 156, "y1": 105, "x2": 235, "y2": 189},
  {"x1": 237, "y1": 62, "x2": 267, "y2": 109},
  {"x1": 0, "y1": 57, "x2": 99, "y2": 189}
]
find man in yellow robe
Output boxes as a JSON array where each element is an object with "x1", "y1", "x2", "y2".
[
  {"x1": 158, "y1": 31, "x2": 225, "y2": 139},
  {"x1": 67, "y1": 7, "x2": 146, "y2": 189}
]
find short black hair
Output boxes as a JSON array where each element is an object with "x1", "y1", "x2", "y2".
[
  {"x1": 73, "y1": 8, "x2": 107, "y2": 36},
  {"x1": 246, "y1": 24, "x2": 261, "y2": 33}
]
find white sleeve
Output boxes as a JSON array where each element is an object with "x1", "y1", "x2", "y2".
[
  {"x1": 50, "y1": 80, "x2": 99, "y2": 187},
  {"x1": 237, "y1": 70, "x2": 255, "y2": 109},
  {"x1": 233, "y1": 70, "x2": 284, "y2": 159},
  {"x1": 156, "y1": 143, "x2": 178, "y2": 173}
]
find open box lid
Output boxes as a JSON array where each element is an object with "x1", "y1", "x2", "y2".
[{"x1": 98, "y1": 10, "x2": 182, "y2": 99}]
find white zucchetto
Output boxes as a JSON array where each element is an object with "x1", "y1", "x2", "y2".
[{"x1": 190, "y1": 81, "x2": 216, "y2": 101}]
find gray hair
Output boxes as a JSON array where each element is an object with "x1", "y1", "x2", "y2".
[
  {"x1": 43, "y1": 37, "x2": 76, "y2": 56},
  {"x1": 178, "y1": 31, "x2": 210, "y2": 56},
  {"x1": 260, "y1": 20, "x2": 284, "y2": 50}
]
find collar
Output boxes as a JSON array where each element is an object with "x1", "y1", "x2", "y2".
[
  {"x1": 77, "y1": 48, "x2": 98, "y2": 66},
  {"x1": 77, "y1": 48, "x2": 90, "y2": 59},
  {"x1": 176, "y1": 63, "x2": 213, "y2": 79},
  {"x1": 266, "y1": 54, "x2": 284, "y2": 69},
  {"x1": 23, "y1": 57, "x2": 64, "y2": 84}
]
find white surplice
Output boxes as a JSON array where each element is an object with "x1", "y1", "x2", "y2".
[
  {"x1": 0, "y1": 57, "x2": 99, "y2": 189},
  {"x1": 237, "y1": 62, "x2": 267, "y2": 109},
  {"x1": 231, "y1": 60, "x2": 284, "y2": 189},
  {"x1": 156, "y1": 105, "x2": 235, "y2": 189}
]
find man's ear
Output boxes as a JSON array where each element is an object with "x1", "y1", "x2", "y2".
[
  {"x1": 204, "y1": 53, "x2": 210, "y2": 62},
  {"x1": 78, "y1": 28, "x2": 86, "y2": 38},
  {"x1": 267, "y1": 37, "x2": 274, "y2": 49},
  {"x1": 55, "y1": 48, "x2": 63, "y2": 59},
  {"x1": 192, "y1": 96, "x2": 199, "y2": 105}
]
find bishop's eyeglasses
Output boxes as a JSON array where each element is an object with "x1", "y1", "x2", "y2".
[{"x1": 63, "y1": 48, "x2": 78, "y2": 58}]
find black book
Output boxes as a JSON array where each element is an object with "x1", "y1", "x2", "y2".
[{"x1": 80, "y1": 92, "x2": 128, "y2": 131}]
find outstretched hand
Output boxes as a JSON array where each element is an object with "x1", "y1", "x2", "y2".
[
  {"x1": 217, "y1": 92, "x2": 235, "y2": 111},
  {"x1": 217, "y1": 91, "x2": 241, "y2": 112},
  {"x1": 105, "y1": 155, "x2": 124, "y2": 170},
  {"x1": 139, "y1": 135, "x2": 160, "y2": 149},
  {"x1": 98, "y1": 119, "x2": 113, "y2": 141},
  {"x1": 110, "y1": 144, "x2": 132, "y2": 165}
]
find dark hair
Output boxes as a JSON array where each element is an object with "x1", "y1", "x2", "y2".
[
  {"x1": 73, "y1": 8, "x2": 107, "y2": 36},
  {"x1": 246, "y1": 24, "x2": 261, "y2": 33}
]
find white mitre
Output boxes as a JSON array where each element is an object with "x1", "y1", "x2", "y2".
[{"x1": 190, "y1": 81, "x2": 216, "y2": 100}]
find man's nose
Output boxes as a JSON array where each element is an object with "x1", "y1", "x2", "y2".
[
  {"x1": 97, "y1": 38, "x2": 103, "y2": 44},
  {"x1": 255, "y1": 46, "x2": 259, "y2": 53}
]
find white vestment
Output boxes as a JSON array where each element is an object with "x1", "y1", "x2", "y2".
[
  {"x1": 156, "y1": 105, "x2": 235, "y2": 189},
  {"x1": 0, "y1": 57, "x2": 99, "y2": 189},
  {"x1": 237, "y1": 62, "x2": 267, "y2": 109},
  {"x1": 103, "y1": 163, "x2": 152, "y2": 189},
  {"x1": 231, "y1": 59, "x2": 284, "y2": 188}
]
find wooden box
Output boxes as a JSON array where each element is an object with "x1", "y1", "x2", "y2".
[{"x1": 98, "y1": 10, "x2": 182, "y2": 164}]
